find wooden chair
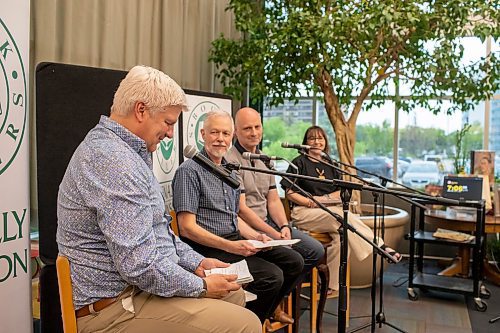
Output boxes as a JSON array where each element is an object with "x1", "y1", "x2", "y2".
[
  {"x1": 169, "y1": 210, "x2": 180, "y2": 236},
  {"x1": 56, "y1": 255, "x2": 77, "y2": 333},
  {"x1": 281, "y1": 197, "x2": 350, "y2": 332},
  {"x1": 169, "y1": 210, "x2": 293, "y2": 333}
]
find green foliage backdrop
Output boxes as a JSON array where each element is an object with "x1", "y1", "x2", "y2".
[{"x1": 210, "y1": 0, "x2": 499, "y2": 169}]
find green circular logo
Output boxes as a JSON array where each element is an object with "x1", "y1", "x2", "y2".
[
  {"x1": 186, "y1": 101, "x2": 219, "y2": 151},
  {"x1": 0, "y1": 19, "x2": 27, "y2": 175},
  {"x1": 154, "y1": 136, "x2": 177, "y2": 182}
]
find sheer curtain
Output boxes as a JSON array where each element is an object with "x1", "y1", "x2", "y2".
[
  {"x1": 29, "y1": 0, "x2": 239, "y2": 228},
  {"x1": 31, "y1": 0, "x2": 238, "y2": 91}
]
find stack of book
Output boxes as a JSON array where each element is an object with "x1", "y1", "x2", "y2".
[{"x1": 433, "y1": 228, "x2": 475, "y2": 242}]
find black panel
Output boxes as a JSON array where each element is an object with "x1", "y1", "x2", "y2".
[
  {"x1": 39, "y1": 265, "x2": 63, "y2": 333},
  {"x1": 35, "y1": 62, "x2": 127, "y2": 264}
]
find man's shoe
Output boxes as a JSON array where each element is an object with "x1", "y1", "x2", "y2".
[
  {"x1": 272, "y1": 308, "x2": 294, "y2": 324},
  {"x1": 264, "y1": 319, "x2": 273, "y2": 332}
]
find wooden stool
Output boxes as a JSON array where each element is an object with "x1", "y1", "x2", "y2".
[{"x1": 281, "y1": 198, "x2": 350, "y2": 332}]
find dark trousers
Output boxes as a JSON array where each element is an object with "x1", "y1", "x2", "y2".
[
  {"x1": 267, "y1": 218, "x2": 324, "y2": 273},
  {"x1": 185, "y1": 234, "x2": 304, "y2": 323}
]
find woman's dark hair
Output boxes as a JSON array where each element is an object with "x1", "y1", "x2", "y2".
[{"x1": 302, "y1": 126, "x2": 330, "y2": 154}]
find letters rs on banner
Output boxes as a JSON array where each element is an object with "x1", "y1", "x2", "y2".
[{"x1": 0, "y1": 1, "x2": 32, "y2": 333}]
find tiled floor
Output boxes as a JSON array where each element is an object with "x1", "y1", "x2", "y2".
[{"x1": 294, "y1": 259, "x2": 499, "y2": 333}]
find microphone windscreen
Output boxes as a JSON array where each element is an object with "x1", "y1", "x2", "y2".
[
  {"x1": 242, "y1": 152, "x2": 252, "y2": 160},
  {"x1": 183, "y1": 145, "x2": 197, "y2": 159},
  {"x1": 281, "y1": 142, "x2": 289, "y2": 148}
]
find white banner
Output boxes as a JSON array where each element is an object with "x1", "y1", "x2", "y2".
[{"x1": 0, "y1": 0, "x2": 32, "y2": 332}]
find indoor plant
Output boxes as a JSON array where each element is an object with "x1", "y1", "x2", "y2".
[{"x1": 210, "y1": 0, "x2": 499, "y2": 182}]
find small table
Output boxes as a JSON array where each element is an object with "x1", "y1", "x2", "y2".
[{"x1": 424, "y1": 209, "x2": 500, "y2": 285}]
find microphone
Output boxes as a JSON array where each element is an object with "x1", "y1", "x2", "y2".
[
  {"x1": 183, "y1": 145, "x2": 240, "y2": 189},
  {"x1": 281, "y1": 142, "x2": 311, "y2": 150},
  {"x1": 320, "y1": 151, "x2": 333, "y2": 161},
  {"x1": 242, "y1": 152, "x2": 283, "y2": 161}
]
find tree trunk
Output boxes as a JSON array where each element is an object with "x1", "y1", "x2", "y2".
[{"x1": 323, "y1": 97, "x2": 362, "y2": 213}]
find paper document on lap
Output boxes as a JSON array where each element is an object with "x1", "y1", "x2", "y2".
[
  {"x1": 205, "y1": 259, "x2": 254, "y2": 284},
  {"x1": 244, "y1": 290, "x2": 257, "y2": 302},
  {"x1": 247, "y1": 239, "x2": 301, "y2": 248}
]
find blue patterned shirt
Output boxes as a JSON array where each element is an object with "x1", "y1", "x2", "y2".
[
  {"x1": 172, "y1": 150, "x2": 240, "y2": 236},
  {"x1": 57, "y1": 116, "x2": 205, "y2": 309}
]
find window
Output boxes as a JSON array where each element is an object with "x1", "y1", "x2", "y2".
[
  {"x1": 261, "y1": 38, "x2": 498, "y2": 189},
  {"x1": 262, "y1": 98, "x2": 314, "y2": 161}
]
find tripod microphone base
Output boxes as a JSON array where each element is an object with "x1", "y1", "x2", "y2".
[{"x1": 348, "y1": 312, "x2": 407, "y2": 333}]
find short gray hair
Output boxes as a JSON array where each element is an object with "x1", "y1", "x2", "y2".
[
  {"x1": 203, "y1": 110, "x2": 234, "y2": 131},
  {"x1": 111, "y1": 65, "x2": 187, "y2": 116}
]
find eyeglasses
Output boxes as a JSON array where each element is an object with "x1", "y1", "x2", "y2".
[{"x1": 307, "y1": 136, "x2": 325, "y2": 142}]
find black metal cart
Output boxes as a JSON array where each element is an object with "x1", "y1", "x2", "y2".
[{"x1": 407, "y1": 199, "x2": 490, "y2": 311}]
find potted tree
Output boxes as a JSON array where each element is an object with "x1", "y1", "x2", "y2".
[
  {"x1": 209, "y1": 0, "x2": 499, "y2": 187},
  {"x1": 210, "y1": 1, "x2": 498, "y2": 286}
]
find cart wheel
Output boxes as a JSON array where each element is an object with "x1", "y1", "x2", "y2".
[
  {"x1": 407, "y1": 289, "x2": 418, "y2": 301},
  {"x1": 480, "y1": 285, "x2": 491, "y2": 299},
  {"x1": 474, "y1": 298, "x2": 487, "y2": 312}
]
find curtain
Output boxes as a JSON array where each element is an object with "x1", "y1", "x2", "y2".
[
  {"x1": 31, "y1": 0, "x2": 238, "y2": 91},
  {"x1": 29, "y1": 0, "x2": 239, "y2": 229}
]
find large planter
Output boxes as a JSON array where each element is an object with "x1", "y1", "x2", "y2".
[{"x1": 349, "y1": 204, "x2": 409, "y2": 288}]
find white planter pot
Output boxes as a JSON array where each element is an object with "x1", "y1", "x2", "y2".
[{"x1": 349, "y1": 204, "x2": 409, "y2": 288}]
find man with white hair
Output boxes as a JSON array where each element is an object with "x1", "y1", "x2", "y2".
[
  {"x1": 57, "y1": 66, "x2": 261, "y2": 333},
  {"x1": 173, "y1": 110, "x2": 304, "y2": 325}
]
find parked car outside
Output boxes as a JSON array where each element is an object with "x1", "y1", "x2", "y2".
[
  {"x1": 355, "y1": 156, "x2": 393, "y2": 180},
  {"x1": 423, "y1": 154, "x2": 446, "y2": 172},
  {"x1": 398, "y1": 159, "x2": 410, "y2": 177},
  {"x1": 401, "y1": 161, "x2": 441, "y2": 188}
]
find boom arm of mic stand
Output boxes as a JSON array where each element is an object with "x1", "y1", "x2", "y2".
[
  {"x1": 225, "y1": 162, "x2": 484, "y2": 207},
  {"x1": 224, "y1": 162, "x2": 399, "y2": 263},
  {"x1": 330, "y1": 155, "x2": 427, "y2": 195},
  {"x1": 299, "y1": 151, "x2": 428, "y2": 210}
]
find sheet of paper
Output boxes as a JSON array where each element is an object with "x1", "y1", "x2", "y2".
[
  {"x1": 244, "y1": 290, "x2": 257, "y2": 302},
  {"x1": 247, "y1": 238, "x2": 301, "y2": 249},
  {"x1": 204, "y1": 260, "x2": 254, "y2": 284}
]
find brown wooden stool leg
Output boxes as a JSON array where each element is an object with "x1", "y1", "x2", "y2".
[
  {"x1": 293, "y1": 283, "x2": 302, "y2": 333},
  {"x1": 316, "y1": 262, "x2": 329, "y2": 333}
]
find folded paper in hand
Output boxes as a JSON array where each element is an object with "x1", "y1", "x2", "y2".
[
  {"x1": 244, "y1": 290, "x2": 257, "y2": 302},
  {"x1": 247, "y1": 239, "x2": 301, "y2": 249},
  {"x1": 204, "y1": 260, "x2": 254, "y2": 284},
  {"x1": 432, "y1": 228, "x2": 475, "y2": 243}
]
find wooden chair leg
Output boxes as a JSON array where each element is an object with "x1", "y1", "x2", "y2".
[
  {"x1": 310, "y1": 267, "x2": 318, "y2": 332},
  {"x1": 316, "y1": 263, "x2": 329, "y2": 333},
  {"x1": 286, "y1": 294, "x2": 293, "y2": 333},
  {"x1": 293, "y1": 283, "x2": 302, "y2": 333}
]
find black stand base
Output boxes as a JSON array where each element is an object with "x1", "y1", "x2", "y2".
[
  {"x1": 349, "y1": 311, "x2": 407, "y2": 333},
  {"x1": 349, "y1": 191, "x2": 407, "y2": 333},
  {"x1": 490, "y1": 315, "x2": 500, "y2": 323}
]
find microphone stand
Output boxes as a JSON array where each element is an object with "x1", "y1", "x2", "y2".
[
  {"x1": 223, "y1": 163, "x2": 466, "y2": 333},
  {"x1": 298, "y1": 151, "x2": 423, "y2": 333},
  {"x1": 327, "y1": 158, "x2": 431, "y2": 333}
]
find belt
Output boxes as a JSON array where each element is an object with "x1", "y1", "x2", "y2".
[{"x1": 76, "y1": 297, "x2": 118, "y2": 318}]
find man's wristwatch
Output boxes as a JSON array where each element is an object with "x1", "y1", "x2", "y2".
[
  {"x1": 199, "y1": 279, "x2": 208, "y2": 298},
  {"x1": 280, "y1": 224, "x2": 292, "y2": 231}
]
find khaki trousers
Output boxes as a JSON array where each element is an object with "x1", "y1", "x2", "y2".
[
  {"x1": 292, "y1": 205, "x2": 383, "y2": 290},
  {"x1": 77, "y1": 288, "x2": 261, "y2": 333}
]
